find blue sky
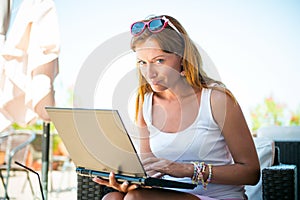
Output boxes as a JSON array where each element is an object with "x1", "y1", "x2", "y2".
[{"x1": 52, "y1": 0, "x2": 300, "y2": 125}]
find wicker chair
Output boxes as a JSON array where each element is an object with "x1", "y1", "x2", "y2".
[
  {"x1": 262, "y1": 146, "x2": 297, "y2": 200},
  {"x1": 77, "y1": 175, "x2": 115, "y2": 200},
  {"x1": 258, "y1": 126, "x2": 300, "y2": 199},
  {"x1": 77, "y1": 146, "x2": 297, "y2": 200}
]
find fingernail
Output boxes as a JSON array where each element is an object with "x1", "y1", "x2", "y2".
[
  {"x1": 92, "y1": 177, "x2": 98, "y2": 181},
  {"x1": 124, "y1": 181, "x2": 129, "y2": 185}
]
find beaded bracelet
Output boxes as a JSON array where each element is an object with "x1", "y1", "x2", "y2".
[
  {"x1": 191, "y1": 161, "x2": 213, "y2": 190},
  {"x1": 191, "y1": 161, "x2": 200, "y2": 184},
  {"x1": 203, "y1": 164, "x2": 213, "y2": 189},
  {"x1": 200, "y1": 162, "x2": 206, "y2": 187},
  {"x1": 191, "y1": 161, "x2": 204, "y2": 184},
  {"x1": 191, "y1": 161, "x2": 202, "y2": 184}
]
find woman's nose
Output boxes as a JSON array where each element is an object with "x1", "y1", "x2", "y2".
[{"x1": 144, "y1": 64, "x2": 158, "y2": 79}]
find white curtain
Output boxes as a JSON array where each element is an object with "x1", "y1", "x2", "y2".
[{"x1": 0, "y1": 0, "x2": 60, "y2": 131}]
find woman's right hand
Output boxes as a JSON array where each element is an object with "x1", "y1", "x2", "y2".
[{"x1": 92, "y1": 172, "x2": 139, "y2": 193}]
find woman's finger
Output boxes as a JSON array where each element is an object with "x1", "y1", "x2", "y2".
[
  {"x1": 144, "y1": 167, "x2": 158, "y2": 175},
  {"x1": 92, "y1": 177, "x2": 109, "y2": 186},
  {"x1": 142, "y1": 157, "x2": 158, "y2": 165},
  {"x1": 120, "y1": 181, "x2": 129, "y2": 192},
  {"x1": 128, "y1": 184, "x2": 139, "y2": 191},
  {"x1": 93, "y1": 172, "x2": 140, "y2": 192},
  {"x1": 152, "y1": 172, "x2": 164, "y2": 178},
  {"x1": 108, "y1": 172, "x2": 119, "y2": 187}
]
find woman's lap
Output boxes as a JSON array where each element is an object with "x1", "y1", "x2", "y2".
[
  {"x1": 193, "y1": 195, "x2": 244, "y2": 200},
  {"x1": 103, "y1": 189, "x2": 242, "y2": 200},
  {"x1": 193, "y1": 194, "x2": 217, "y2": 200},
  {"x1": 103, "y1": 188, "x2": 199, "y2": 200}
]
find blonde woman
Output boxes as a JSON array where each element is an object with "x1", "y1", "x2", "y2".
[{"x1": 93, "y1": 15, "x2": 260, "y2": 200}]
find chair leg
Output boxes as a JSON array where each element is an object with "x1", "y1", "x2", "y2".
[
  {"x1": 20, "y1": 171, "x2": 35, "y2": 196},
  {"x1": 1, "y1": 170, "x2": 10, "y2": 200},
  {"x1": 0, "y1": 171, "x2": 5, "y2": 188},
  {"x1": 21, "y1": 175, "x2": 27, "y2": 192},
  {"x1": 26, "y1": 172, "x2": 35, "y2": 196},
  {"x1": 0, "y1": 171, "x2": 8, "y2": 199}
]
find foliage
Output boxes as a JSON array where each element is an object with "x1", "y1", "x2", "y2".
[
  {"x1": 250, "y1": 96, "x2": 300, "y2": 131},
  {"x1": 11, "y1": 120, "x2": 61, "y2": 152},
  {"x1": 289, "y1": 108, "x2": 300, "y2": 126},
  {"x1": 11, "y1": 119, "x2": 56, "y2": 132}
]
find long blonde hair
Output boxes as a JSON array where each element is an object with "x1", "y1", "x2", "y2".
[{"x1": 130, "y1": 15, "x2": 233, "y2": 121}]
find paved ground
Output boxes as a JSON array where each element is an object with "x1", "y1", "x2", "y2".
[{"x1": 0, "y1": 166, "x2": 77, "y2": 200}]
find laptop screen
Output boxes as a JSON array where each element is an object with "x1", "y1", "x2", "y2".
[{"x1": 46, "y1": 107, "x2": 146, "y2": 177}]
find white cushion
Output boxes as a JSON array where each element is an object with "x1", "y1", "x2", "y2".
[
  {"x1": 245, "y1": 137, "x2": 275, "y2": 200},
  {"x1": 257, "y1": 126, "x2": 300, "y2": 141}
]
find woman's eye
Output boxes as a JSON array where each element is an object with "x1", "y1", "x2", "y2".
[
  {"x1": 138, "y1": 61, "x2": 146, "y2": 67},
  {"x1": 156, "y1": 59, "x2": 164, "y2": 64}
]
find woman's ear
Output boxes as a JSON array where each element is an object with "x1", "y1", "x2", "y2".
[
  {"x1": 180, "y1": 58, "x2": 185, "y2": 75},
  {"x1": 180, "y1": 70, "x2": 186, "y2": 77}
]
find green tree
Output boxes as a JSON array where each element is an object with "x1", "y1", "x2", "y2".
[
  {"x1": 250, "y1": 96, "x2": 285, "y2": 131},
  {"x1": 289, "y1": 108, "x2": 300, "y2": 126}
]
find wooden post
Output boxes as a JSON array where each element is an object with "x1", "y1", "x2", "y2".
[{"x1": 41, "y1": 122, "x2": 50, "y2": 200}]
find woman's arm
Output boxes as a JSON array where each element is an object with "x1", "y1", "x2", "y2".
[{"x1": 209, "y1": 88, "x2": 260, "y2": 185}]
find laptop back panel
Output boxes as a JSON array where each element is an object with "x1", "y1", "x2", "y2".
[{"x1": 46, "y1": 107, "x2": 145, "y2": 177}]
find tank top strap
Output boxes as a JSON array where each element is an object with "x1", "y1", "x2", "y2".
[
  {"x1": 142, "y1": 92, "x2": 153, "y2": 126},
  {"x1": 200, "y1": 84, "x2": 221, "y2": 127},
  {"x1": 199, "y1": 87, "x2": 211, "y2": 121}
]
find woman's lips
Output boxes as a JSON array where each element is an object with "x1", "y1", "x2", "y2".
[{"x1": 150, "y1": 80, "x2": 161, "y2": 85}]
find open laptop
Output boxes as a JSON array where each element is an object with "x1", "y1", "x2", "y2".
[{"x1": 45, "y1": 107, "x2": 196, "y2": 189}]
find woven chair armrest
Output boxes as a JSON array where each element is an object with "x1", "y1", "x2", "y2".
[
  {"x1": 77, "y1": 175, "x2": 115, "y2": 200},
  {"x1": 262, "y1": 164, "x2": 297, "y2": 200}
]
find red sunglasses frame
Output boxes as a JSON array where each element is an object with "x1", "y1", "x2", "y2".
[{"x1": 130, "y1": 16, "x2": 181, "y2": 36}]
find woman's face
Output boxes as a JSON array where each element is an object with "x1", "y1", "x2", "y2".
[{"x1": 135, "y1": 39, "x2": 182, "y2": 92}]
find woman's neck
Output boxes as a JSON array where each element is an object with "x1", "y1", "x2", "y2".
[{"x1": 155, "y1": 78, "x2": 199, "y2": 101}]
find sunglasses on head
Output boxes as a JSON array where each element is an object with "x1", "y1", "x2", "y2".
[{"x1": 130, "y1": 16, "x2": 181, "y2": 36}]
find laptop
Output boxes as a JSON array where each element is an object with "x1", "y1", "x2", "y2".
[{"x1": 45, "y1": 107, "x2": 196, "y2": 189}]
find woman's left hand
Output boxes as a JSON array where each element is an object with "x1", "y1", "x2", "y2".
[
  {"x1": 92, "y1": 172, "x2": 139, "y2": 193},
  {"x1": 142, "y1": 157, "x2": 188, "y2": 178}
]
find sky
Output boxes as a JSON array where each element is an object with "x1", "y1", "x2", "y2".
[{"x1": 51, "y1": 0, "x2": 300, "y2": 127}]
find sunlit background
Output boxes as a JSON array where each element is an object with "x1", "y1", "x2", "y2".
[{"x1": 51, "y1": 0, "x2": 300, "y2": 129}]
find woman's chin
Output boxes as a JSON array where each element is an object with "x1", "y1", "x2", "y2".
[{"x1": 151, "y1": 84, "x2": 168, "y2": 92}]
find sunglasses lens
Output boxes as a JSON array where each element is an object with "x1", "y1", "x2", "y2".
[
  {"x1": 131, "y1": 22, "x2": 145, "y2": 35},
  {"x1": 149, "y1": 19, "x2": 164, "y2": 32}
]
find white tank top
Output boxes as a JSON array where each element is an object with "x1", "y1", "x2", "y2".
[{"x1": 142, "y1": 88, "x2": 245, "y2": 199}]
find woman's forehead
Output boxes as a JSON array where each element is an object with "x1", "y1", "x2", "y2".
[
  {"x1": 135, "y1": 48, "x2": 166, "y2": 60},
  {"x1": 135, "y1": 39, "x2": 163, "y2": 55},
  {"x1": 135, "y1": 39, "x2": 161, "y2": 50}
]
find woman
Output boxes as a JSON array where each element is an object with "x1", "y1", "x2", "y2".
[{"x1": 93, "y1": 14, "x2": 260, "y2": 200}]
